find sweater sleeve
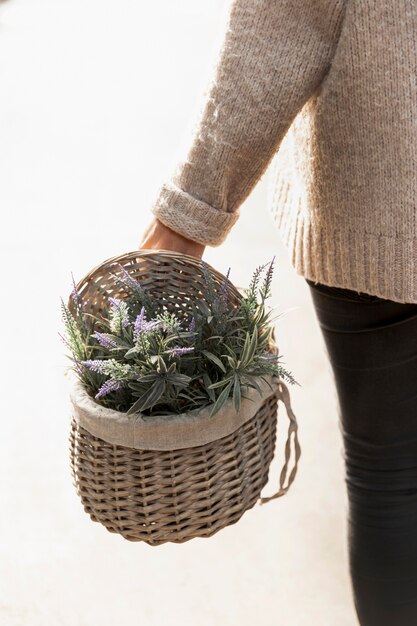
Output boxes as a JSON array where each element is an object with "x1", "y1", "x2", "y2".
[{"x1": 150, "y1": 0, "x2": 346, "y2": 246}]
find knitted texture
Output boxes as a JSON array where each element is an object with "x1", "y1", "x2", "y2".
[{"x1": 151, "y1": 0, "x2": 417, "y2": 304}]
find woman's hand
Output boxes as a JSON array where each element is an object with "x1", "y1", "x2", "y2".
[{"x1": 139, "y1": 217, "x2": 205, "y2": 259}]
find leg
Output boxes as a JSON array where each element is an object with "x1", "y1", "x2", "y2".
[{"x1": 305, "y1": 278, "x2": 417, "y2": 626}]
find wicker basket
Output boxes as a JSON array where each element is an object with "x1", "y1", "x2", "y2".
[{"x1": 66, "y1": 250, "x2": 301, "y2": 545}]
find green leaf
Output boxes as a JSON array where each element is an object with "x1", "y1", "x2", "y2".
[
  {"x1": 136, "y1": 373, "x2": 160, "y2": 383},
  {"x1": 166, "y1": 362, "x2": 177, "y2": 374},
  {"x1": 208, "y1": 376, "x2": 233, "y2": 390},
  {"x1": 221, "y1": 344, "x2": 237, "y2": 358},
  {"x1": 127, "y1": 378, "x2": 144, "y2": 387},
  {"x1": 124, "y1": 347, "x2": 138, "y2": 358},
  {"x1": 225, "y1": 355, "x2": 237, "y2": 369},
  {"x1": 196, "y1": 299, "x2": 211, "y2": 317},
  {"x1": 247, "y1": 328, "x2": 259, "y2": 362},
  {"x1": 169, "y1": 374, "x2": 192, "y2": 388},
  {"x1": 201, "y1": 350, "x2": 226, "y2": 373},
  {"x1": 156, "y1": 356, "x2": 167, "y2": 374},
  {"x1": 233, "y1": 376, "x2": 241, "y2": 413},
  {"x1": 203, "y1": 372, "x2": 216, "y2": 402},
  {"x1": 243, "y1": 378, "x2": 263, "y2": 396},
  {"x1": 240, "y1": 329, "x2": 258, "y2": 367},
  {"x1": 240, "y1": 332, "x2": 251, "y2": 364},
  {"x1": 126, "y1": 379, "x2": 166, "y2": 415},
  {"x1": 210, "y1": 380, "x2": 233, "y2": 417}
]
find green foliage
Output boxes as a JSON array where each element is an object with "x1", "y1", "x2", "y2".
[{"x1": 60, "y1": 259, "x2": 298, "y2": 418}]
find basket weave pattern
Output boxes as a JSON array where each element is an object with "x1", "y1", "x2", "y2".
[
  {"x1": 70, "y1": 394, "x2": 277, "y2": 545},
  {"x1": 68, "y1": 250, "x2": 300, "y2": 545}
]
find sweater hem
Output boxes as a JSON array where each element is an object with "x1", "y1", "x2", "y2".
[{"x1": 273, "y1": 207, "x2": 417, "y2": 304}]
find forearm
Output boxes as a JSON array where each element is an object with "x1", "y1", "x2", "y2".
[{"x1": 151, "y1": 0, "x2": 346, "y2": 246}]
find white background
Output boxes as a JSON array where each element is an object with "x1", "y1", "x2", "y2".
[{"x1": 0, "y1": 1, "x2": 356, "y2": 624}]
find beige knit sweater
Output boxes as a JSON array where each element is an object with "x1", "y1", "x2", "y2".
[{"x1": 150, "y1": 0, "x2": 417, "y2": 304}]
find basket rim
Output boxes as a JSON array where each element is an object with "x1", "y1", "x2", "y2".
[
  {"x1": 66, "y1": 368, "x2": 281, "y2": 451},
  {"x1": 70, "y1": 249, "x2": 243, "y2": 308}
]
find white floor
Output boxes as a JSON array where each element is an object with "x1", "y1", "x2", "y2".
[{"x1": 0, "y1": 1, "x2": 358, "y2": 624}]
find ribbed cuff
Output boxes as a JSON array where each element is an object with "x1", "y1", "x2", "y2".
[{"x1": 151, "y1": 182, "x2": 240, "y2": 246}]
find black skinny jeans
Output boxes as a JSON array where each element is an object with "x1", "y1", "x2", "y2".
[{"x1": 305, "y1": 278, "x2": 417, "y2": 626}]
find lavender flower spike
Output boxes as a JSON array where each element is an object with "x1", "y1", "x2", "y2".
[
  {"x1": 92, "y1": 332, "x2": 119, "y2": 350},
  {"x1": 58, "y1": 331, "x2": 71, "y2": 350},
  {"x1": 133, "y1": 306, "x2": 146, "y2": 340},
  {"x1": 108, "y1": 296, "x2": 130, "y2": 328},
  {"x1": 95, "y1": 378, "x2": 124, "y2": 399},
  {"x1": 109, "y1": 296, "x2": 122, "y2": 309},
  {"x1": 144, "y1": 321, "x2": 161, "y2": 331},
  {"x1": 168, "y1": 346, "x2": 195, "y2": 357},
  {"x1": 133, "y1": 307, "x2": 161, "y2": 340},
  {"x1": 218, "y1": 267, "x2": 231, "y2": 302},
  {"x1": 117, "y1": 264, "x2": 142, "y2": 291},
  {"x1": 72, "y1": 356, "x2": 85, "y2": 376},
  {"x1": 188, "y1": 316, "x2": 196, "y2": 332},
  {"x1": 70, "y1": 271, "x2": 82, "y2": 308},
  {"x1": 81, "y1": 359, "x2": 109, "y2": 374}
]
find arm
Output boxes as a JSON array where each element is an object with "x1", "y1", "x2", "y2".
[{"x1": 142, "y1": 0, "x2": 346, "y2": 252}]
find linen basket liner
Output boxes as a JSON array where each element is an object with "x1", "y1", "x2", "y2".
[{"x1": 67, "y1": 368, "x2": 300, "y2": 504}]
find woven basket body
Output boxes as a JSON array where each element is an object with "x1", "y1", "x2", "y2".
[
  {"x1": 67, "y1": 250, "x2": 300, "y2": 545},
  {"x1": 69, "y1": 395, "x2": 278, "y2": 545}
]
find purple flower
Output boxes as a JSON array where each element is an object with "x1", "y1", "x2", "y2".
[
  {"x1": 133, "y1": 306, "x2": 145, "y2": 338},
  {"x1": 80, "y1": 359, "x2": 109, "y2": 374},
  {"x1": 133, "y1": 306, "x2": 160, "y2": 340},
  {"x1": 108, "y1": 296, "x2": 130, "y2": 328},
  {"x1": 70, "y1": 271, "x2": 82, "y2": 308},
  {"x1": 109, "y1": 297, "x2": 122, "y2": 309},
  {"x1": 219, "y1": 268, "x2": 231, "y2": 297},
  {"x1": 144, "y1": 320, "x2": 160, "y2": 331},
  {"x1": 95, "y1": 378, "x2": 124, "y2": 399},
  {"x1": 58, "y1": 331, "x2": 71, "y2": 350},
  {"x1": 72, "y1": 357, "x2": 84, "y2": 376},
  {"x1": 92, "y1": 332, "x2": 119, "y2": 350},
  {"x1": 188, "y1": 316, "x2": 196, "y2": 332},
  {"x1": 168, "y1": 346, "x2": 195, "y2": 357},
  {"x1": 117, "y1": 264, "x2": 142, "y2": 291}
]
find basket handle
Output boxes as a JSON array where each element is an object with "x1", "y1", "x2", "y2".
[{"x1": 258, "y1": 380, "x2": 301, "y2": 505}]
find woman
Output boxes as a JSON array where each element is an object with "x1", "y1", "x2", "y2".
[{"x1": 140, "y1": 1, "x2": 417, "y2": 623}]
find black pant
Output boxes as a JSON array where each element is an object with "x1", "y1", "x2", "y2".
[{"x1": 305, "y1": 278, "x2": 417, "y2": 626}]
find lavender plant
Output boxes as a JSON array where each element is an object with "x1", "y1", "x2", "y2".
[{"x1": 60, "y1": 258, "x2": 298, "y2": 418}]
